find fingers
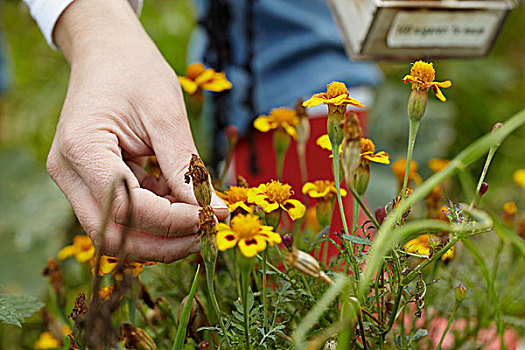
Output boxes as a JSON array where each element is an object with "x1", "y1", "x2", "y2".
[{"x1": 47, "y1": 156, "x2": 200, "y2": 262}]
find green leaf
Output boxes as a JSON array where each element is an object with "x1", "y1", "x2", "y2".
[
  {"x1": 340, "y1": 233, "x2": 372, "y2": 246},
  {"x1": 410, "y1": 329, "x2": 428, "y2": 342},
  {"x1": 5, "y1": 294, "x2": 44, "y2": 320},
  {"x1": 0, "y1": 294, "x2": 22, "y2": 327},
  {"x1": 172, "y1": 265, "x2": 200, "y2": 350}
]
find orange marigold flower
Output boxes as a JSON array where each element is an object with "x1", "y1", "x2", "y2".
[
  {"x1": 402, "y1": 60, "x2": 451, "y2": 102},
  {"x1": 303, "y1": 81, "x2": 365, "y2": 109},
  {"x1": 216, "y1": 214, "x2": 281, "y2": 258},
  {"x1": 392, "y1": 158, "x2": 422, "y2": 187},
  {"x1": 178, "y1": 62, "x2": 232, "y2": 95},
  {"x1": 247, "y1": 180, "x2": 306, "y2": 221},
  {"x1": 253, "y1": 107, "x2": 300, "y2": 139},
  {"x1": 217, "y1": 186, "x2": 252, "y2": 214},
  {"x1": 57, "y1": 235, "x2": 95, "y2": 263}
]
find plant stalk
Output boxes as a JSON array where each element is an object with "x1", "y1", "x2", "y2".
[{"x1": 401, "y1": 119, "x2": 420, "y2": 195}]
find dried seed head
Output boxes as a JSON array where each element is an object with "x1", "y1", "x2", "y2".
[
  {"x1": 285, "y1": 248, "x2": 332, "y2": 284},
  {"x1": 185, "y1": 154, "x2": 212, "y2": 207},
  {"x1": 120, "y1": 322, "x2": 157, "y2": 350},
  {"x1": 199, "y1": 206, "x2": 218, "y2": 264}
]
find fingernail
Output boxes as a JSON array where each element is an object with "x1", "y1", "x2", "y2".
[{"x1": 190, "y1": 236, "x2": 200, "y2": 254}]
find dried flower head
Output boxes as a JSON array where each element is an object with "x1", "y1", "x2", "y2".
[
  {"x1": 285, "y1": 248, "x2": 332, "y2": 284},
  {"x1": 185, "y1": 154, "x2": 212, "y2": 207},
  {"x1": 69, "y1": 293, "x2": 88, "y2": 322},
  {"x1": 120, "y1": 322, "x2": 157, "y2": 350}
]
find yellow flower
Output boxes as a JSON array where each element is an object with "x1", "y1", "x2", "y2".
[
  {"x1": 513, "y1": 169, "x2": 525, "y2": 189},
  {"x1": 316, "y1": 134, "x2": 342, "y2": 156},
  {"x1": 216, "y1": 214, "x2": 282, "y2": 258},
  {"x1": 95, "y1": 256, "x2": 156, "y2": 280},
  {"x1": 392, "y1": 158, "x2": 422, "y2": 187},
  {"x1": 57, "y1": 235, "x2": 95, "y2": 263},
  {"x1": 98, "y1": 285, "x2": 114, "y2": 301},
  {"x1": 303, "y1": 81, "x2": 365, "y2": 109},
  {"x1": 428, "y1": 158, "x2": 450, "y2": 173},
  {"x1": 253, "y1": 107, "x2": 300, "y2": 139},
  {"x1": 217, "y1": 186, "x2": 253, "y2": 213},
  {"x1": 402, "y1": 60, "x2": 451, "y2": 102},
  {"x1": 248, "y1": 180, "x2": 306, "y2": 221},
  {"x1": 360, "y1": 138, "x2": 390, "y2": 165},
  {"x1": 178, "y1": 62, "x2": 232, "y2": 95},
  {"x1": 302, "y1": 180, "x2": 347, "y2": 200},
  {"x1": 34, "y1": 332, "x2": 61, "y2": 349},
  {"x1": 404, "y1": 234, "x2": 454, "y2": 262}
]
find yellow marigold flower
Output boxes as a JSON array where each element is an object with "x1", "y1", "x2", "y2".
[
  {"x1": 248, "y1": 180, "x2": 306, "y2": 220},
  {"x1": 316, "y1": 134, "x2": 342, "y2": 156},
  {"x1": 34, "y1": 332, "x2": 61, "y2": 349},
  {"x1": 303, "y1": 81, "x2": 365, "y2": 109},
  {"x1": 57, "y1": 235, "x2": 95, "y2": 263},
  {"x1": 404, "y1": 234, "x2": 454, "y2": 262},
  {"x1": 216, "y1": 214, "x2": 281, "y2": 258},
  {"x1": 178, "y1": 62, "x2": 232, "y2": 95},
  {"x1": 392, "y1": 159, "x2": 422, "y2": 187},
  {"x1": 513, "y1": 169, "x2": 525, "y2": 189},
  {"x1": 428, "y1": 158, "x2": 450, "y2": 173},
  {"x1": 95, "y1": 256, "x2": 156, "y2": 280},
  {"x1": 360, "y1": 138, "x2": 390, "y2": 165},
  {"x1": 503, "y1": 201, "x2": 517, "y2": 215},
  {"x1": 302, "y1": 180, "x2": 347, "y2": 199},
  {"x1": 402, "y1": 60, "x2": 451, "y2": 102},
  {"x1": 253, "y1": 107, "x2": 300, "y2": 139},
  {"x1": 217, "y1": 186, "x2": 253, "y2": 213}
]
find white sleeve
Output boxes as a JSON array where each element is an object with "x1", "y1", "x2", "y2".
[{"x1": 22, "y1": 0, "x2": 144, "y2": 50}]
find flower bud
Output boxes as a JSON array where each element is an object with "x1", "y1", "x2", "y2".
[
  {"x1": 353, "y1": 163, "x2": 370, "y2": 197},
  {"x1": 199, "y1": 340, "x2": 211, "y2": 349},
  {"x1": 177, "y1": 295, "x2": 207, "y2": 343},
  {"x1": 327, "y1": 104, "x2": 346, "y2": 146},
  {"x1": 455, "y1": 284, "x2": 467, "y2": 304},
  {"x1": 184, "y1": 154, "x2": 212, "y2": 207},
  {"x1": 341, "y1": 113, "x2": 362, "y2": 188},
  {"x1": 120, "y1": 322, "x2": 157, "y2": 350},
  {"x1": 285, "y1": 248, "x2": 332, "y2": 284},
  {"x1": 295, "y1": 99, "x2": 311, "y2": 146},
  {"x1": 282, "y1": 234, "x2": 294, "y2": 251},
  {"x1": 265, "y1": 208, "x2": 282, "y2": 231},
  {"x1": 375, "y1": 207, "x2": 387, "y2": 226},
  {"x1": 407, "y1": 88, "x2": 428, "y2": 122},
  {"x1": 479, "y1": 182, "x2": 489, "y2": 196}
]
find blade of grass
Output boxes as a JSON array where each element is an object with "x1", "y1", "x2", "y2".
[{"x1": 172, "y1": 265, "x2": 201, "y2": 350}]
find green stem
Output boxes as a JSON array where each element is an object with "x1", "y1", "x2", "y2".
[
  {"x1": 276, "y1": 151, "x2": 284, "y2": 180},
  {"x1": 401, "y1": 119, "x2": 421, "y2": 195},
  {"x1": 205, "y1": 261, "x2": 230, "y2": 348},
  {"x1": 262, "y1": 249, "x2": 268, "y2": 336},
  {"x1": 332, "y1": 146, "x2": 350, "y2": 237},
  {"x1": 352, "y1": 196, "x2": 359, "y2": 235},
  {"x1": 241, "y1": 268, "x2": 253, "y2": 350},
  {"x1": 437, "y1": 305, "x2": 458, "y2": 350},
  {"x1": 471, "y1": 146, "x2": 498, "y2": 208},
  {"x1": 348, "y1": 186, "x2": 380, "y2": 229}
]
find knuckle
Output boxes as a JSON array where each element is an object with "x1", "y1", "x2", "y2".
[{"x1": 46, "y1": 152, "x2": 60, "y2": 180}]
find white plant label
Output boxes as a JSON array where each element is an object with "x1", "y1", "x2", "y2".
[{"x1": 387, "y1": 11, "x2": 500, "y2": 48}]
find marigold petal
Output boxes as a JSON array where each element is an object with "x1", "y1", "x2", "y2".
[
  {"x1": 316, "y1": 135, "x2": 333, "y2": 151},
  {"x1": 431, "y1": 84, "x2": 447, "y2": 102},
  {"x1": 284, "y1": 124, "x2": 297, "y2": 139},
  {"x1": 217, "y1": 229, "x2": 239, "y2": 251},
  {"x1": 513, "y1": 169, "x2": 525, "y2": 188},
  {"x1": 253, "y1": 116, "x2": 273, "y2": 132},
  {"x1": 282, "y1": 199, "x2": 306, "y2": 221},
  {"x1": 343, "y1": 96, "x2": 366, "y2": 108},
  {"x1": 34, "y1": 331, "x2": 61, "y2": 350},
  {"x1": 178, "y1": 77, "x2": 199, "y2": 95},
  {"x1": 238, "y1": 237, "x2": 266, "y2": 258},
  {"x1": 365, "y1": 152, "x2": 390, "y2": 165},
  {"x1": 75, "y1": 246, "x2": 95, "y2": 263},
  {"x1": 302, "y1": 182, "x2": 318, "y2": 195},
  {"x1": 325, "y1": 94, "x2": 349, "y2": 105},
  {"x1": 303, "y1": 97, "x2": 326, "y2": 108},
  {"x1": 259, "y1": 198, "x2": 280, "y2": 213},
  {"x1": 257, "y1": 231, "x2": 282, "y2": 246},
  {"x1": 57, "y1": 245, "x2": 77, "y2": 260},
  {"x1": 194, "y1": 69, "x2": 216, "y2": 85},
  {"x1": 402, "y1": 75, "x2": 417, "y2": 84},
  {"x1": 229, "y1": 201, "x2": 253, "y2": 214},
  {"x1": 434, "y1": 80, "x2": 452, "y2": 88},
  {"x1": 441, "y1": 245, "x2": 455, "y2": 261},
  {"x1": 340, "y1": 188, "x2": 348, "y2": 197},
  {"x1": 98, "y1": 256, "x2": 119, "y2": 276}
]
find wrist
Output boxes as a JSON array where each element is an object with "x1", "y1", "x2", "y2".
[{"x1": 54, "y1": 0, "x2": 150, "y2": 65}]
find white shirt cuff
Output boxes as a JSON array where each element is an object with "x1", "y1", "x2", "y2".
[{"x1": 23, "y1": 0, "x2": 143, "y2": 50}]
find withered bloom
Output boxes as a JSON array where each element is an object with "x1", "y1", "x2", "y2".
[
  {"x1": 120, "y1": 322, "x2": 157, "y2": 350},
  {"x1": 69, "y1": 293, "x2": 88, "y2": 323},
  {"x1": 198, "y1": 205, "x2": 218, "y2": 265},
  {"x1": 177, "y1": 295, "x2": 208, "y2": 343},
  {"x1": 285, "y1": 248, "x2": 332, "y2": 284},
  {"x1": 236, "y1": 175, "x2": 249, "y2": 188},
  {"x1": 43, "y1": 258, "x2": 66, "y2": 309},
  {"x1": 185, "y1": 154, "x2": 212, "y2": 207},
  {"x1": 392, "y1": 188, "x2": 413, "y2": 225}
]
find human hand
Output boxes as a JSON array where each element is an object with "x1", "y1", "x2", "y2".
[{"x1": 47, "y1": 0, "x2": 228, "y2": 263}]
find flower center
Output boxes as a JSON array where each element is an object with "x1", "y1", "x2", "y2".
[
  {"x1": 410, "y1": 61, "x2": 435, "y2": 83},
  {"x1": 265, "y1": 180, "x2": 292, "y2": 204},
  {"x1": 360, "y1": 138, "x2": 376, "y2": 154},
  {"x1": 326, "y1": 81, "x2": 349, "y2": 99},
  {"x1": 186, "y1": 63, "x2": 206, "y2": 80},
  {"x1": 225, "y1": 186, "x2": 249, "y2": 203},
  {"x1": 230, "y1": 214, "x2": 262, "y2": 239},
  {"x1": 270, "y1": 107, "x2": 299, "y2": 126}
]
